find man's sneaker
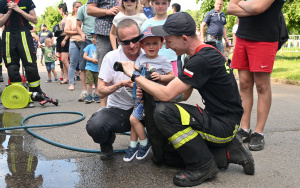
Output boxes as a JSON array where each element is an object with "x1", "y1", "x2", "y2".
[
  {"x1": 45, "y1": 79, "x2": 52, "y2": 83},
  {"x1": 123, "y1": 145, "x2": 139, "y2": 162},
  {"x1": 93, "y1": 94, "x2": 100, "y2": 103},
  {"x1": 226, "y1": 137, "x2": 255, "y2": 175},
  {"x1": 236, "y1": 128, "x2": 251, "y2": 143},
  {"x1": 136, "y1": 142, "x2": 151, "y2": 160},
  {"x1": 54, "y1": 78, "x2": 59, "y2": 82},
  {"x1": 173, "y1": 158, "x2": 218, "y2": 187},
  {"x1": 85, "y1": 94, "x2": 93, "y2": 103},
  {"x1": 249, "y1": 132, "x2": 265, "y2": 151},
  {"x1": 78, "y1": 91, "x2": 88, "y2": 102},
  {"x1": 100, "y1": 133, "x2": 116, "y2": 160}
]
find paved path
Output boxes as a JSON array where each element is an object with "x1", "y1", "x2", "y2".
[{"x1": 0, "y1": 64, "x2": 299, "y2": 188}]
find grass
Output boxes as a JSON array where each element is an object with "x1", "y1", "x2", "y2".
[{"x1": 272, "y1": 52, "x2": 300, "y2": 83}]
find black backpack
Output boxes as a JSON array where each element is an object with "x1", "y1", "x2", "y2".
[
  {"x1": 278, "y1": 11, "x2": 289, "y2": 51},
  {"x1": 53, "y1": 24, "x2": 63, "y2": 37}
]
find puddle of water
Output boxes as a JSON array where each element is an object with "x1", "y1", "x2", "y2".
[{"x1": 0, "y1": 112, "x2": 80, "y2": 187}]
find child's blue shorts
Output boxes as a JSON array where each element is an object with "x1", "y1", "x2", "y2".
[
  {"x1": 132, "y1": 102, "x2": 144, "y2": 121},
  {"x1": 45, "y1": 62, "x2": 55, "y2": 72}
]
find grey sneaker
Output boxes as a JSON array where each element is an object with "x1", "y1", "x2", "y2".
[
  {"x1": 236, "y1": 128, "x2": 251, "y2": 143},
  {"x1": 78, "y1": 91, "x2": 88, "y2": 102},
  {"x1": 54, "y1": 78, "x2": 59, "y2": 82},
  {"x1": 45, "y1": 79, "x2": 52, "y2": 83},
  {"x1": 249, "y1": 132, "x2": 265, "y2": 151}
]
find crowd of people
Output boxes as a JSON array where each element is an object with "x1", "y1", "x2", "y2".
[{"x1": 0, "y1": 0, "x2": 285, "y2": 187}]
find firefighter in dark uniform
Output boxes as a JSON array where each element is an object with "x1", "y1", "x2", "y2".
[
  {"x1": 0, "y1": 0, "x2": 43, "y2": 94},
  {"x1": 121, "y1": 12, "x2": 255, "y2": 187}
]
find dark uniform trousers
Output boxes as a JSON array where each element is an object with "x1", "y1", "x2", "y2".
[
  {"x1": 153, "y1": 102, "x2": 240, "y2": 170},
  {"x1": 1, "y1": 28, "x2": 41, "y2": 92}
]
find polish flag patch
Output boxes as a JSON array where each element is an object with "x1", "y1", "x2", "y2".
[{"x1": 183, "y1": 68, "x2": 194, "y2": 78}]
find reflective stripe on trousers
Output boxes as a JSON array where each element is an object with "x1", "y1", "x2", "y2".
[{"x1": 168, "y1": 104, "x2": 239, "y2": 149}]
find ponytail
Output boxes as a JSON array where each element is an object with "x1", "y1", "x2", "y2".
[{"x1": 58, "y1": 3, "x2": 68, "y2": 16}]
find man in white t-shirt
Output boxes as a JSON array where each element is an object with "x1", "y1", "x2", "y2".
[{"x1": 86, "y1": 18, "x2": 143, "y2": 160}]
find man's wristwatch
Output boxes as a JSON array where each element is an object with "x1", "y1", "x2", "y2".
[{"x1": 131, "y1": 70, "x2": 141, "y2": 82}]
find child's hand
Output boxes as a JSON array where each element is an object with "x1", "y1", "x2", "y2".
[
  {"x1": 93, "y1": 59, "x2": 98, "y2": 64},
  {"x1": 56, "y1": 52, "x2": 61, "y2": 58},
  {"x1": 151, "y1": 72, "x2": 161, "y2": 81}
]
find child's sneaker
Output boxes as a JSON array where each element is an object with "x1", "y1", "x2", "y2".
[
  {"x1": 54, "y1": 78, "x2": 59, "y2": 82},
  {"x1": 123, "y1": 145, "x2": 139, "y2": 162},
  {"x1": 136, "y1": 142, "x2": 151, "y2": 160},
  {"x1": 94, "y1": 94, "x2": 100, "y2": 103},
  {"x1": 45, "y1": 79, "x2": 52, "y2": 83},
  {"x1": 85, "y1": 94, "x2": 93, "y2": 103}
]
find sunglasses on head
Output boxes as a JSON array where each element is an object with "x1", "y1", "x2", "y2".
[
  {"x1": 119, "y1": 34, "x2": 144, "y2": 45},
  {"x1": 123, "y1": 0, "x2": 136, "y2": 2}
]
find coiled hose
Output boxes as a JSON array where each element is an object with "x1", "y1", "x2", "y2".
[{"x1": 0, "y1": 111, "x2": 128, "y2": 153}]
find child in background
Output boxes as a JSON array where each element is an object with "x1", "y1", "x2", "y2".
[
  {"x1": 83, "y1": 31, "x2": 100, "y2": 103},
  {"x1": 123, "y1": 28, "x2": 175, "y2": 162},
  {"x1": 110, "y1": 0, "x2": 148, "y2": 50},
  {"x1": 140, "y1": 0, "x2": 178, "y2": 76},
  {"x1": 39, "y1": 38, "x2": 58, "y2": 83}
]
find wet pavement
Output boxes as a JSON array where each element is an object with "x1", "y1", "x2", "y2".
[{"x1": 0, "y1": 66, "x2": 300, "y2": 188}]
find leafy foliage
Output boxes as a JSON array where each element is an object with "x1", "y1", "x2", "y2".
[
  {"x1": 191, "y1": 0, "x2": 299, "y2": 36},
  {"x1": 36, "y1": 5, "x2": 62, "y2": 33},
  {"x1": 35, "y1": 0, "x2": 87, "y2": 33},
  {"x1": 282, "y1": 0, "x2": 300, "y2": 34}
]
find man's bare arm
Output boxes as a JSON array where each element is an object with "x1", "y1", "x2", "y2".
[
  {"x1": 238, "y1": 0, "x2": 275, "y2": 15},
  {"x1": 87, "y1": 3, "x2": 119, "y2": 17},
  {"x1": 200, "y1": 22, "x2": 207, "y2": 43},
  {"x1": 97, "y1": 78, "x2": 133, "y2": 99},
  {"x1": 9, "y1": 2, "x2": 37, "y2": 24},
  {"x1": 0, "y1": 11, "x2": 12, "y2": 27},
  {"x1": 76, "y1": 20, "x2": 86, "y2": 42},
  {"x1": 135, "y1": 76, "x2": 191, "y2": 102},
  {"x1": 227, "y1": 0, "x2": 253, "y2": 17}
]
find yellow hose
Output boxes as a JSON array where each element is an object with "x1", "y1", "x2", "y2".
[{"x1": 1, "y1": 85, "x2": 31, "y2": 109}]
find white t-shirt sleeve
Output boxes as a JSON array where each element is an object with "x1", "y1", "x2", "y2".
[
  {"x1": 112, "y1": 12, "x2": 124, "y2": 27},
  {"x1": 99, "y1": 53, "x2": 114, "y2": 83},
  {"x1": 232, "y1": 24, "x2": 239, "y2": 34}
]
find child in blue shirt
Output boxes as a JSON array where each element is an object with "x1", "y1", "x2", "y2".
[{"x1": 83, "y1": 31, "x2": 100, "y2": 103}]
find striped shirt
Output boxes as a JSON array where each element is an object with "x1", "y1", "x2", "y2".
[{"x1": 87, "y1": 0, "x2": 118, "y2": 36}]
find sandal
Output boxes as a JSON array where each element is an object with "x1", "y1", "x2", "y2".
[
  {"x1": 68, "y1": 85, "x2": 75, "y2": 91},
  {"x1": 59, "y1": 80, "x2": 69, "y2": 84}
]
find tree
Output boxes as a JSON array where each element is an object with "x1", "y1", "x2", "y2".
[
  {"x1": 282, "y1": 0, "x2": 300, "y2": 34},
  {"x1": 36, "y1": 5, "x2": 62, "y2": 33},
  {"x1": 195, "y1": 0, "x2": 300, "y2": 35}
]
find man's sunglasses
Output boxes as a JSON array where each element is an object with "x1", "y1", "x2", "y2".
[
  {"x1": 119, "y1": 34, "x2": 144, "y2": 45},
  {"x1": 123, "y1": 0, "x2": 136, "y2": 2}
]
